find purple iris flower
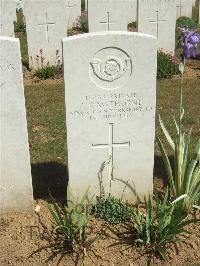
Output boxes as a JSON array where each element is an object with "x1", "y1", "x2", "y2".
[{"x1": 178, "y1": 28, "x2": 200, "y2": 59}]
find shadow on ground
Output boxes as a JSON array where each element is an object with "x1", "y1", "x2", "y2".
[
  {"x1": 31, "y1": 161, "x2": 68, "y2": 201},
  {"x1": 153, "y1": 155, "x2": 174, "y2": 187}
]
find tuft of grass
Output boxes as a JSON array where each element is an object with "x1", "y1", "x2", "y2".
[{"x1": 34, "y1": 65, "x2": 62, "y2": 80}]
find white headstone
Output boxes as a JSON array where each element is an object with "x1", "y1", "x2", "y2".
[
  {"x1": 63, "y1": 32, "x2": 157, "y2": 201},
  {"x1": 192, "y1": 0, "x2": 196, "y2": 6},
  {"x1": 88, "y1": 0, "x2": 128, "y2": 32},
  {"x1": 24, "y1": 0, "x2": 70, "y2": 69},
  {"x1": 0, "y1": 36, "x2": 34, "y2": 213},
  {"x1": 138, "y1": 0, "x2": 176, "y2": 53},
  {"x1": 176, "y1": 0, "x2": 193, "y2": 18},
  {"x1": 66, "y1": 0, "x2": 81, "y2": 29},
  {"x1": 126, "y1": 0, "x2": 137, "y2": 24},
  {"x1": 0, "y1": 0, "x2": 16, "y2": 37}
]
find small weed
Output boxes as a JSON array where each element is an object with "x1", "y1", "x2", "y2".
[{"x1": 94, "y1": 196, "x2": 133, "y2": 225}]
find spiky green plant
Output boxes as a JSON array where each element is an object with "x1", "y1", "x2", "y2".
[
  {"x1": 132, "y1": 189, "x2": 198, "y2": 260},
  {"x1": 48, "y1": 186, "x2": 97, "y2": 253},
  {"x1": 157, "y1": 61, "x2": 200, "y2": 212}
]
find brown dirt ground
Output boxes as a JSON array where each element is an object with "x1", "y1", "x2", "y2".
[
  {"x1": 0, "y1": 178, "x2": 200, "y2": 266},
  {"x1": 174, "y1": 58, "x2": 200, "y2": 80}
]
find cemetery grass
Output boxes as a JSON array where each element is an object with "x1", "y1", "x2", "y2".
[{"x1": 0, "y1": 71, "x2": 199, "y2": 265}]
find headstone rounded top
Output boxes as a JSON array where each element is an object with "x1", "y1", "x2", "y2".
[
  {"x1": 0, "y1": 36, "x2": 18, "y2": 42},
  {"x1": 62, "y1": 31, "x2": 158, "y2": 42}
]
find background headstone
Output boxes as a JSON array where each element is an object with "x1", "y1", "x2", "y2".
[
  {"x1": 124, "y1": 0, "x2": 138, "y2": 24},
  {"x1": 63, "y1": 32, "x2": 157, "y2": 201},
  {"x1": 24, "y1": 0, "x2": 70, "y2": 69},
  {"x1": 0, "y1": 0, "x2": 16, "y2": 37},
  {"x1": 176, "y1": 0, "x2": 193, "y2": 18},
  {"x1": 88, "y1": 0, "x2": 128, "y2": 32},
  {"x1": 0, "y1": 36, "x2": 34, "y2": 213},
  {"x1": 66, "y1": 0, "x2": 81, "y2": 29},
  {"x1": 138, "y1": 0, "x2": 176, "y2": 53}
]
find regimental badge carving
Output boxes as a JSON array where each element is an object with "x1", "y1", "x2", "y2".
[
  {"x1": 89, "y1": 47, "x2": 132, "y2": 91},
  {"x1": 91, "y1": 56, "x2": 130, "y2": 82}
]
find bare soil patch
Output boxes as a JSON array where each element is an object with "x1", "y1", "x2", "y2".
[{"x1": 0, "y1": 179, "x2": 199, "y2": 266}]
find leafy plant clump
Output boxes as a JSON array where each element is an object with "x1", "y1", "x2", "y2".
[
  {"x1": 48, "y1": 187, "x2": 97, "y2": 254},
  {"x1": 129, "y1": 190, "x2": 199, "y2": 260},
  {"x1": 176, "y1": 16, "x2": 198, "y2": 29},
  {"x1": 94, "y1": 196, "x2": 133, "y2": 225},
  {"x1": 157, "y1": 49, "x2": 179, "y2": 79},
  {"x1": 128, "y1": 21, "x2": 137, "y2": 31},
  {"x1": 34, "y1": 65, "x2": 62, "y2": 79}
]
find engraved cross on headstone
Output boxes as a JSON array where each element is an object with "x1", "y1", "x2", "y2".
[
  {"x1": 66, "y1": 1, "x2": 75, "y2": 10},
  {"x1": 176, "y1": 0, "x2": 184, "y2": 17},
  {"x1": 149, "y1": 11, "x2": 166, "y2": 39},
  {"x1": 92, "y1": 123, "x2": 130, "y2": 180},
  {"x1": 38, "y1": 13, "x2": 55, "y2": 43},
  {"x1": 99, "y1": 12, "x2": 116, "y2": 31}
]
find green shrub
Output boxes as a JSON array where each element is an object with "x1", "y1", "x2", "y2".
[
  {"x1": 124, "y1": 190, "x2": 199, "y2": 260},
  {"x1": 34, "y1": 65, "x2": 62, "y2": 79},
  {"x1": 94, "y1": 196, "x2": 133, "y2": 225},
  {"x1": 128, "y1": 21, "x2": 137, "y2": 30},
  {"x1": 176, "y1": 16, "x2": 198, "y2": 29},
  {"x1": 157, "y1": 50, "x2": 179, "y2": 79},
  {"x1": 48, "y1": 187, "x2": 97, "y2": 253}
]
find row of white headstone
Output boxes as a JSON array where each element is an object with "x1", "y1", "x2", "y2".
[
  {"x1": 0, "y1": 0, "x2": 199, "y2": 69},
  {"x1": 0, "y1": 31, "x2": 157, "y2": 213}
]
